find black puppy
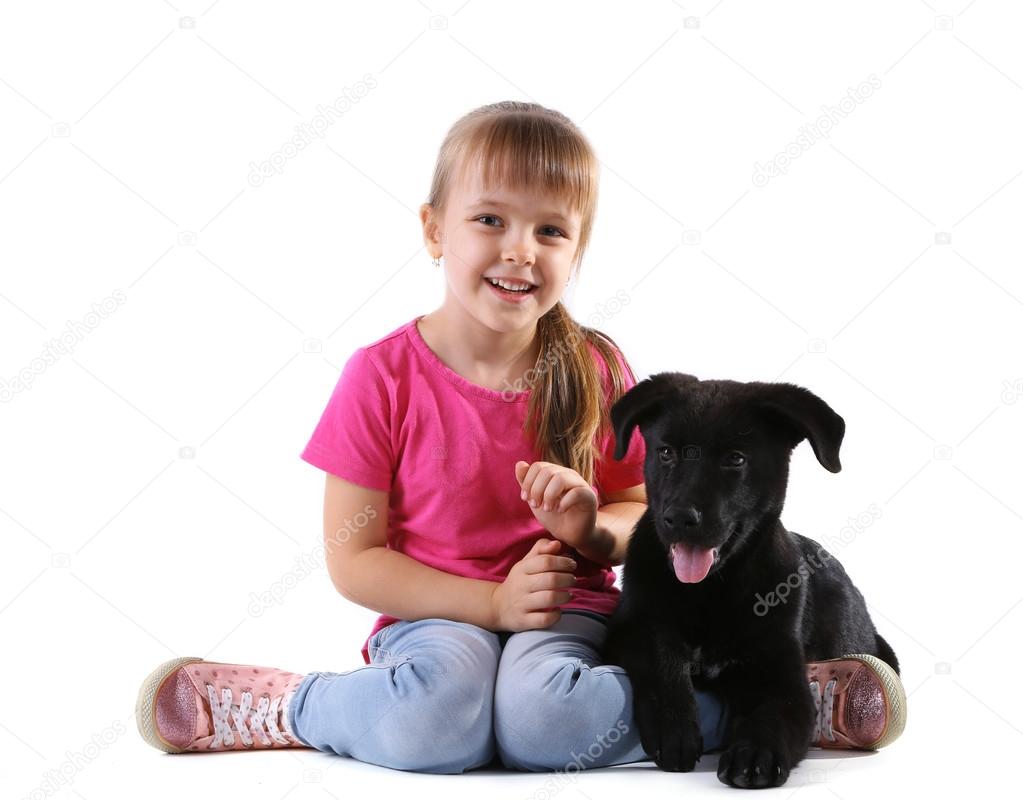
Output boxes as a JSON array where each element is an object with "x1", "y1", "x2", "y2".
[{"x1": 602, "y1": 372, "x2": 901, "y2": 789}]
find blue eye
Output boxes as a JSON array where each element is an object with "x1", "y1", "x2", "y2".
[{"x1": 473, "y1": 216, "x2": 566, "y2": 238}]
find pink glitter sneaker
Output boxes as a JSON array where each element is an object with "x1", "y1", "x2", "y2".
[
  {"x1": 807, "y1": 653, "x2": 907, "y2": 750},
  {"x1": 135, "y1": 656, "x2": 309, "y2": 753}
]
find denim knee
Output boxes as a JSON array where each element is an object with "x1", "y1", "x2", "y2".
[
  {"x1": 362, "y1": 626, "x2": 501, "y2": 777},
  {"x1": 357, "y1": 653, "x2": 497, "y2": 774},
  {"x1": 494, "y1": 657, "x2": 631, "y2": 771}
]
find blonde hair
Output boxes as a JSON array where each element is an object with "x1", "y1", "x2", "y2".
[{"x1": 425, "y1": 100, "x2": 637, "y2": 491}]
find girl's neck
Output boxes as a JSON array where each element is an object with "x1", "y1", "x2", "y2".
[{"x1": 417, "y1": 309, "x2": 541, "y2": 393}]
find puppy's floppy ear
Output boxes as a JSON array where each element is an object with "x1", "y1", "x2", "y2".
[
  {"x1": 752, "y1": 382, "x2": 845, "y2": 473},
  {"x1": 610, "y1": 372, "x2": 693, "y2": 460}
]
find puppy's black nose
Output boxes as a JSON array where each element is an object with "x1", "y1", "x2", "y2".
[{"x1": 663, "y1": 505, "x2": 702, "y2": 529}]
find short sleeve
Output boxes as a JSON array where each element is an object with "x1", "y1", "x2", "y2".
[
  {"x1": 300, "y1": 348, "x2": 394, "y2": 491},
  {"x1": 593, "y1": 345, "x2": 647, "y2": 501}
]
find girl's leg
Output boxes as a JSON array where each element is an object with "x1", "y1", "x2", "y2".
[
  {"x1": 289, "y1": 617, "x2": 502, "y2": 774},
  {"x1": 492, "y1": 611, "x2": 729, "y2": 771}
]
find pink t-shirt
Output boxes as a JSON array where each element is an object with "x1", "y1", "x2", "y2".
[{"x1": 300, "y1": 315, "x2": 646, "y2": 664}]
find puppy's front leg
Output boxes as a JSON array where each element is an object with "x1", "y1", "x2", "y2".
[
  {"x1": 715, "y1": 644, "x2": 816, "y2": 788},
  {"x1": 609, "y1": 621, "x2": 703, "y2": 771}
]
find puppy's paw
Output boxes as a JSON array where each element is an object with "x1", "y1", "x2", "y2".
[
  {"x1": 716, "y1": 740, "x2": 790, "y2": 788},
  {"x1": 640, "y1": 706, "x2": 703, "y2": 772},
  {"x1": 656, "y1": 725, "x2": 703, "y2": 772}
]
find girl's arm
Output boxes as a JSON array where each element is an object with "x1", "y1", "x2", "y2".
[
  {"x1": 576, "y1": 483, "x2": 648, "y2": 567},
  {"x1": 340, "y1": 547, "x2": 501, "y2": 630},
  {"x1": 323, "y1": 474, "x2": 499, "y2": 630},
  {"x1": 577, "y1": 501, "x2": 647, "y2": 567}
]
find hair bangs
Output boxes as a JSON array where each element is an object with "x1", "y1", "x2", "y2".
[{"x1": 454, "y1": 114, "x2": 597, "y2": 225}]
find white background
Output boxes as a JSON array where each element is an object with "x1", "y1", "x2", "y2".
[{"x1": 2, "y1": 0, "x2": 1021, "y2": 797}]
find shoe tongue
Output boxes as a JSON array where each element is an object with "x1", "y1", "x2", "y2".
[
  {"x1": 670, "y1": 542, "x2": 716, "y2": 583},
  {"x1": 195, "y1": 685, "x2": 213, "y2": 737}
]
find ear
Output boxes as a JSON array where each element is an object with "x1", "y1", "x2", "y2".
[
  {"x1": 610, "y1": 372, "x2": 696, "y2": 460},
  {"x1": 751, "y1": 383, "x2": 845, "y2": 472},
  {"x1": 419, "y1": 202, "x2": 441, "y2": 253}
]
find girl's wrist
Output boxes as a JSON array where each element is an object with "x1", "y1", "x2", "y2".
[
  {"x1": 486, "y1": 580, "x2": 502, "y2": 630},
  {"x1": 574, "y1": 524, "x2": 614, "y2": 567}
]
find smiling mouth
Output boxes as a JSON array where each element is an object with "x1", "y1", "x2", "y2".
[{"x1": 483, "y1": 277, "x2": 538, "y2": 294}]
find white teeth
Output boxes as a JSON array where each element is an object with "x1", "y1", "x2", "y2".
[{"x1": 486, "y1": 278, "x2": 534, "y2": 292}]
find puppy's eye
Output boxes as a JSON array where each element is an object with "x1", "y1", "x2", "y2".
[
  {"x1": 724, "y1": 452, "x2": 746, "y2": 467},
  {"x1": 657, "y1": 446, "x2": 675, "y2": 464}
]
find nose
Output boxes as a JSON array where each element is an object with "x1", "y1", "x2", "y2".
[
  {"x1": 503, "y1": 249, "x2": 534, "y2": 267},
  {"x1": 502, "y1": 231, "x2": 535, "y2": 266},
  {"x1": 663, "y1": 505, "x2": 702, "y2": 530}
]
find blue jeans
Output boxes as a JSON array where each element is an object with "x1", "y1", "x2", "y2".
[{"x1": 287, "y1": 610, "x2": 730, "y2": 774}]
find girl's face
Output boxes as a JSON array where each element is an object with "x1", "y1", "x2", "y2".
[{"x1": 420, "y1": 169, "x2": 582, "y2": 334}]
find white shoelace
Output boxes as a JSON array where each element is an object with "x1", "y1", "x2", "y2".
[
  {"x1": 206, "y1": 684, "x2": 290, "y2": 749},
  {"x1": 809, "y1": 678, "x2": 837, "y2": 743}
]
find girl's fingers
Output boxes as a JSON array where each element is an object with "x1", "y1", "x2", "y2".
[
  {"x1": 528, "y1": 470, "x2": 555, "y2": 508},
  {"x1": 519, "y1": 463, "x2": 585, "y2": 512},
  {"x1": 557, "y1": 486, "x2": 594, "y2": 513},
  {"x1": 524, "y1": 589, "x2": 573, "y2": 610},
  {"x1": 540, "y1": 474, "x2": 568, "y2": 511},
  {"x1": 527, "y1": 571, "x2": 577, "y2": 592},
  {"x1": 520, "y1": 463, "x2": 563, "y2": 508},
  {"x1": 516, "y1": 461, "x2": 534, "y2": 501},
  {"x1": 529, "y1": 538, "x2": 559, "y2": 555},
  {"x1": 522, "y1": 548, "x2": 577, "y2": 576}
]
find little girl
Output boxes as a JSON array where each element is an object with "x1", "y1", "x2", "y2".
[{"x1": 136, "y1": 101, "x2": 906, "y2": 772}]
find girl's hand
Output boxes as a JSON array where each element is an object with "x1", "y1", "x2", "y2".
[
  {"x1": 515, "y1": 460, "x2": 598, "y2": 552},
  {"x1": 490, "y1": 538, "x2": 577, "y2": 631}
]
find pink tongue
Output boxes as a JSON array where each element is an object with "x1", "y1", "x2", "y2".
[{"x1": 670, "y1": 542, "x2": 716, "y2": 583}]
